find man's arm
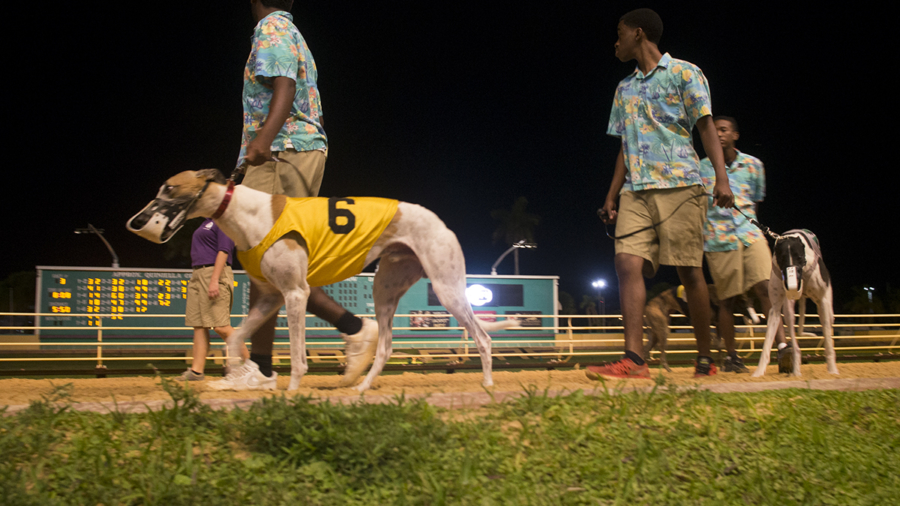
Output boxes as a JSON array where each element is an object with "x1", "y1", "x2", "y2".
[
  {"x1": 696, "y1": 116, "x2": 734, "y2": 208},
  {"x1": 208, "y1": 251, "x2": 229, "y2": 299},
  {"x1": 245, "y1": 76, "x2": 297, "y2": 166},
  {"x1": 600, "y1": 145, "x2": 628, "y2": 224}
]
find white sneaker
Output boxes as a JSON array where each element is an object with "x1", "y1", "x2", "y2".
[
  {"x1": 339, "y1": 318, "x2": 378, "y2": 386},
  {"x1": 206, "y1": 360, "x2": 277, "y2": 391}
]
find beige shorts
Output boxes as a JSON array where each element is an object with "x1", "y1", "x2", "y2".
[
  {"x1": 705, "y1": 239, "x2": 772, "y2": 300},
  {"x1": 615, "y1": 185, "x2": 708, "y2": 277},
  {"x1": 185, "y1": 266, "x2": 234, "y2": 328},
  {"x1": 242, "y1": 148, "x2": 326, "y2": 198}
]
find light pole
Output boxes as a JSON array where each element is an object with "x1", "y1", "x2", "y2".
[
  {"x1": 592, "y1": 279, "x2": 607, "y2": 332},
  {"x1": 490, "y1": 239, "x2": 537, "y2": 275},
  {"x1": 864, "y1": 286, "x2": 875, "y2": 313},
  {"x1": 75, "y1": 224, "x2": 120, "y2": 268}
]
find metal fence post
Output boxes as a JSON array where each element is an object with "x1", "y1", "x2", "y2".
[{"x1": 96, "y1": 317, "x2": 108, "y2": 378}]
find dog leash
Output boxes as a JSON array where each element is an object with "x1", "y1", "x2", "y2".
[
  {"x1": 599, "y1": 190, "x2": 786, "y2": 242},
  {"x1": 230, "y1": 155, "x2": 315, "y2": 197},
  {"x1": 598, "y1": 191, "x2": 711, "y2": 240}
]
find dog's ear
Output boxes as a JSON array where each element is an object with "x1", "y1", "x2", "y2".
[{"x1": 196, "y1": 169, "x2": 227, "y2": 184}]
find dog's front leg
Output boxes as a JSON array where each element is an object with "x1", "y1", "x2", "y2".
[
  {"x1": 229, "y1": 280, "x2": 284, "y2": 367},
  {"x1": 753, "y1": 276, "x2": 784, "y2": 377},
  {"x1": 283, "y1": 288, "x2": 310, "y2": 390},
  {"x1": 784, "y1": 296, "x2": 803, "y2": 377},
  {"x1": 819, "y1": 289, "x2": 839, "y2": 375}
]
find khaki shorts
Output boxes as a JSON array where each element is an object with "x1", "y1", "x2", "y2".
[
  {"x1": 185, "y1": 266, "x2": 234, "y2": 328},
  {"x1": 705, "y1": 239, "x2": 772, "y2": 300},
  {"x1": 242, "y1": 148, "x2": 326, "y2": 198},
  {"x1": 615, "y1": 185, "x2": 707, "y2": 277}
]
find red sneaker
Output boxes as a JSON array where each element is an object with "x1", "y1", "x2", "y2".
[
  {"x1": 585, "y1": 358, "x2": 650, "y2": 380},
  {"x1": 693, "y1": 356, "x2": 717, "y2": 378}
]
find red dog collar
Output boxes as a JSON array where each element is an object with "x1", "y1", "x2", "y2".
[{"x1": 211, "y1": 181, "x2": 235, "y2": 220}]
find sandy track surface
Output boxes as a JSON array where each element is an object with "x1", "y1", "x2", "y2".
[{"x1": 2, "y1": 361, "x2": 898, "y2": 409}]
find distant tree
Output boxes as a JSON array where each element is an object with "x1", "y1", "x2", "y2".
[
  {"x1": 558, "y1": 291, "x2": 577, "y2": 329},
  {"x1": 843, "y1": 286, "x2": 884, "y2": 314},
  {"x1": 491, "y1": 197, "x2": 540, "y2": 275},
  {"x1": 580, "y1": 294, "x2": 599, "y2": 331},
  {"x1": 885, "y1": 284, "x2": 900, "y2": 314},
  {"x1": 0, "y1": 271, "x2": 37, "y2": 334}
]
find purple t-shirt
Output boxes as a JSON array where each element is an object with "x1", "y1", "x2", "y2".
[{"x1": 191, "y1": 219, "x2": 235, "y2": 267}]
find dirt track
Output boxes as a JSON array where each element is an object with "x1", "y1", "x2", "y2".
[{"x1": 2, "y1": 361, "x2": 898, "y2": 407}]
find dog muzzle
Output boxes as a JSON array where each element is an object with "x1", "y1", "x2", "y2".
[
  {"x1": 127, "y1": 195, "x2": 190, "y2": 244},
  {"x1": 782, "y1": 266, "x2": 804, "y2": 300},
  {"x1": 127, "y1": 181, "x2": 210, "y2": 244}
]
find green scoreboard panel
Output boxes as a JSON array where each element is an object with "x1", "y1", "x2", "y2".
[{"x1": 37, "y1": 267, "x2": 558, "y2": 347}]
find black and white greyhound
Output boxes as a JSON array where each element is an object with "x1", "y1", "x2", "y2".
[{"x1": 752, "y1": 229, "x2": 837, "y2": 377}]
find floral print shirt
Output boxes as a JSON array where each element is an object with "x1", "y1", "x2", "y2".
[
  {"x1": 607, "y1": 53, "x2": 712, "y2": 192},
  {"x1": 237, "y1": 11, "x2": 327, "y2": 168},
  {"x1": 700, "y1": 150, "x2": 766, "y2": 251}
]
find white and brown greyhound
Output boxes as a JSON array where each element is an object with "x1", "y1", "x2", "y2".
[
  {"x1": 752, "y1": 229, "x2": 837, "y2": 377},
  {"x1": 128, "y1": 169, "x2": 517, "y2": 391}
]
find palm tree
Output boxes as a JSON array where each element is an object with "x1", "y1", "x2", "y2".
[
  {"x1": 491, "y1": 197, "x2": 540, "y2": 275},
  {"x1": 559, "y1": 291, "x2": 577, "y2": 329},
  {"x1": 580, "y1": 294, "x2": 599, "y2": 331}
]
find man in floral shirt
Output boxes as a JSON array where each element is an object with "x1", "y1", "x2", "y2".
[
  {"x1": 211, "y1": 0, "x2": 377, "y2": 391},
  {"x1": 700, "y1": 116, "x2": 789, "y2": 373},
  {"x1": 589, "y1": 8, "x2": 733, "y2": 381}
]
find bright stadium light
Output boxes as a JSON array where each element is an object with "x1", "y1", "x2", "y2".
[{"x1": 466, "y1": 284, "x2": 493, "y2": 306}]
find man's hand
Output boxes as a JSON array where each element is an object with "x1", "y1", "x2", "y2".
[
  {"x1": 713, "y1": 180, "x2": 734, "y2": 208},
  {"x1": 599, "y1": 198, "x2": 618, "y2": 224},
  {"x1": 244, "y1": 138, "x2": 272, "y2": 167},
  {"x1": 208, "y1": 282, "x2": 220, "y2": 300}
]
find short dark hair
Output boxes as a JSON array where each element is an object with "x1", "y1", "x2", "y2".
[
  {"x1": 713, "y1": 115, "x2": 740, "y2": 133},
  {"x1": 260, "y1": 0, "x2": 292, "y2": 11},
  {"x1": 620, "y1": 9, "x2": 663, "y2": 44}
]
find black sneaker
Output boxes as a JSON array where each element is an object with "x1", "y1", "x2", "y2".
[
  {"x1": 723, "y1": 355, "x2": 750, "y2": 373},
  {"x1": 693, "y1": 356, "x2": 717, "y2": 377},
  {"x1": 777, "y1": 346, "x2": 793, "y2": 373}
]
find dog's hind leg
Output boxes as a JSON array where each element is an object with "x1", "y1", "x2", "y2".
[
  {"x1": 418, "y1": 238, "x2": 494, "y2": 387},
  {"x1": 356, "y1": 249, "x2": 424, "y2": 392}
]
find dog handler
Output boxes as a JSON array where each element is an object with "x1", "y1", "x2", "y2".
[
  {"x1": 179, "y1": 219, "x2": 249, "y2": 381},
  {"x1": 211, "y1": 0, "x2": 377, "y2": 390},
  {"x1": 589, "y1": 8, "x2": 734, "y2": 381},
  {"x1": 701, "y1": 116, "x2": 790, "y2": 373}
]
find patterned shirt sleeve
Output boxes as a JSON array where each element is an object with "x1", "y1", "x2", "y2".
[
  {"x1": 679, "y1": 63, "x2": 712, "y2": 129},
  {"x1": 607, "y1": 86, "x2": 626, "y2": 138},
  {"x1": 753, "y1": 159, "x2": 766, "y2": 203},
  {"x1": 253, "y1": 16, "x2": 300, "y2": 82}
]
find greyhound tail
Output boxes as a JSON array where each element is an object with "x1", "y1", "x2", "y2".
[{"x1": 477, "y1": 317, "x2": 521, "y2": 332}]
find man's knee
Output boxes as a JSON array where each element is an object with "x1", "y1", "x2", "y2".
[{"x1": 616, "y1": 253, "x2": 649, "y2": 278}]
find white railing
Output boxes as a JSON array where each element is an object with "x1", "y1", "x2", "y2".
[{"x1": 1, "y1": 312, "x2": 898, "y2": 370}]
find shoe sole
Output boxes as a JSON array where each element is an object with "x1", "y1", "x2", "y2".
[
  {"x1": 585, "y1": 370, "x2": 650, "y2": 381},
  {"x1": 339, "y1": 338, "x2": 378, "y2": 387}
]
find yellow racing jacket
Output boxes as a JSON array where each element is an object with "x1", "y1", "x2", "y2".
[{"x1": 237, "y1": 197, "x2": 399, "y2": 286}]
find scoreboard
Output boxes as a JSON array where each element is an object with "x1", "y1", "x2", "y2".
[{"x1": 36, "y1": 267, "x2": 558, "y2": 347}]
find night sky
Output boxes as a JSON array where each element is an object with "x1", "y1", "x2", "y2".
[{"x1": 4, "y1": 2, "x2": 894, "y2": 311}]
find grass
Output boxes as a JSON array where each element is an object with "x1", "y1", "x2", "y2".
[{"x1": 1, "y1": 377, "x2": 898, "y2": 505}]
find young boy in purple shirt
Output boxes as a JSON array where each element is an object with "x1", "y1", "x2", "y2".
[{"x1": 179, "y1": 219, "x2": 249, "y2": 380}]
